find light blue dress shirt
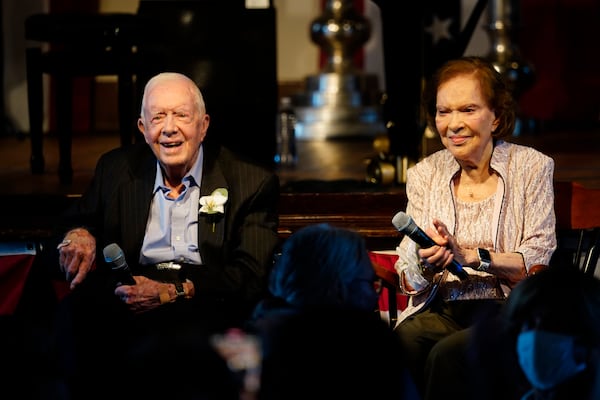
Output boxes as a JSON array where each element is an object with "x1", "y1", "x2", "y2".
[{"x1": 139, "y1": 146, "x2": 204, "y2": 265}]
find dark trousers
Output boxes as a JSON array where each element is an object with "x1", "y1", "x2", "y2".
[
  {"x1": 394, "y1": 297, "x2": 503, "y2": 400},
  {"x1": 48, "y1": 269, "x2": 225, "y2": 400}
]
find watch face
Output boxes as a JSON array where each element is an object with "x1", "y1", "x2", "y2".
[
  {"x1": 478, "y1": 248, "x2": 491, "y2": 271},
  {"x1": 478, "y1": 248, "x2": 490, "y2": 260},
  {"x1": 175, "y1": 282, "x2": 185, "y2": 297}
]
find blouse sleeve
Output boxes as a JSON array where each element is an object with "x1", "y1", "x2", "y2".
[
  {"x1": 394, "y1": 164, "x2": 434, "y2": 294},
  {"x1": 517, "y1": 154, "x2": 557, "y2": 271}
]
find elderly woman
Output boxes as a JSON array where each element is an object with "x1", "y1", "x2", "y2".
[{"x1": 393, "y1": 56, "x2": 556, "y2": 399}]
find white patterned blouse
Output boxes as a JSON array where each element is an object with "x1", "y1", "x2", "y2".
[{"x1": 394, "y1": 140, "x2": 557, "y2": 324}]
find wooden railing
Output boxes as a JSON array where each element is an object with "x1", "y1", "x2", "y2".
[
  {"x1": 1, "y1": 182, "x2": 598, "y2": 271},
  {"x1": 278, "y1": 191, "x2": 407, "y2": 250}
]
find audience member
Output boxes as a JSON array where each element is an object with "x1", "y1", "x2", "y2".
[
  {"x1": 259, "y1": 307, "x2": 420, "y2": 400},
  {"x1": 392, "y1": 56, "x2": 556, "y2": 399},
  {"x1": 470, "y1": 265, "x2": 600, "y2": 400},
  {"x1": 119, "y1": 327, "x2": 242, "y2": 400},
  {"x1": 246, "y1": 223, "x2": 420, "y2": 399},
  {"x1": 44, "y1": 72, "x2": 279, "y2": 399},
  {"x1": 247, "y1": 223, "x2": 380, "y2": 355}
]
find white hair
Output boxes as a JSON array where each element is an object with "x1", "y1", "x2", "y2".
[{"x1": 140, "y1": 72, "x2": 206, "y2": 117}]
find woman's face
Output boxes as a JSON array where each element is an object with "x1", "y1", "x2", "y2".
[{"x1": 435, "y1": 74, "x2": 499, "y2": 164}]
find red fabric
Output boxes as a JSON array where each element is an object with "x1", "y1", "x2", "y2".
[
  {"x1": 518, "y1": 0, "x2": 600, "y2": 121},
  {"x1": 0, "y1": 254, "x2": 35, "y2": 315},
  {"x1": 51, "y1": 280, "x2": 72, "y2": 302},
  {"x1": 555, "y1": 181, "x2": 600, "y2": 230},
  {"x1": 368, "y1": 252, "x2": 408, "y2": 312},
  {"x1": 571, "y1": 182, "x2": 600, "y2": 230}
]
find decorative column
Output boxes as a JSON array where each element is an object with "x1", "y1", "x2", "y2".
[
  {"x1": 485, "y1": 0, "x2": 534, "y2": 102},
  {"x1": 292, "y1": 0, "x2": 384, "y2": 140}
]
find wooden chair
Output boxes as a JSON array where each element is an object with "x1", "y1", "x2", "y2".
[
  {"x1": 528, "y1": 264, "x2": 549, "y2": 276},
  {"x1": 554, "y1": 181, "x2": 600, "y2": 275}
]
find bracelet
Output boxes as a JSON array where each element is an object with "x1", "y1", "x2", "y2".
[
  {"x1": 158, "y1": 286, "x2": 170, "y2": 304},
  {"x1": 419, "y1": 260, "x2": 438, "y2": 281}
]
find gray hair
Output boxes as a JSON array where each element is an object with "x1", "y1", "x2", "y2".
[{"x1": 140, "y1": 72, "x2": 206, "y2": 118}]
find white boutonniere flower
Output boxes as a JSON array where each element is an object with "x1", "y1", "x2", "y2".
[{"x1": 199, "y1": 188, "x2": 228, "y2": 232}]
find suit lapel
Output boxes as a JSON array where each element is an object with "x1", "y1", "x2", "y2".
[
  {"x1": 198, "y1": 147, "x2": 228, "y2": 264},
  {"x1": 121, "y1": 154, "x2": 156, "y2": 254}
]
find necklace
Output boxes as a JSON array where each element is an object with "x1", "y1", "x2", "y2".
[
  {"x1": 457, "y1": 177, "x2": 477, "y2": 199},
  {"x1": 458, "y1": 179, "x2": 475, "y2": 198}
]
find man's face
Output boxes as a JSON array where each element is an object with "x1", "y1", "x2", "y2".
[{"x1": 138, "y1": 78, "x2": 209, "y2": 178}]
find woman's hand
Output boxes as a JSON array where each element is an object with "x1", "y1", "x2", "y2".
[{"x1": 418, "y1": 219, "x2": 467, "y2": 272}]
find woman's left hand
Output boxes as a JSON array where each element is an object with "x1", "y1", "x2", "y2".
[{"x1": 421, "y1": 219, "x2": 469, "y2": 271}]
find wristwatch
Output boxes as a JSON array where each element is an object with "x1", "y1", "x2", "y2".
[
  {"x1": 477, "y1": 248, "x2": 492, "y2": 272},
  {"x1": 174, "y1": 282, "x2": 186, "y2": 299}
]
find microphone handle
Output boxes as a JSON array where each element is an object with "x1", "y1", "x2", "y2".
[
  {"x1": 444, "y1": 260, "x2": 468, "y2": 280},
  {"x1": 113, "y1": 266, "x2": 136, "y2": 286}
]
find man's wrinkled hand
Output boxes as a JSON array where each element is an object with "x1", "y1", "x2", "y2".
[
  {"x1": 114, "y1": 276, "x2": 166, "y2": 314},
  {"x1": 57, "y1": 228, "x2": 96, "y2": 289}
]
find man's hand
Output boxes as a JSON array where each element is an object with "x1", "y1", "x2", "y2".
[
  {"x1": 114, "y1": 276, "x2": 169, "y2": 313},
  {"x1": 58, "y1": 228, "x2": 96, "y2": 289}
]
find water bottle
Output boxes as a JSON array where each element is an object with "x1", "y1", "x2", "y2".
[{"x1": 274, "y1": 96, "x2": 297, "y2": 167}]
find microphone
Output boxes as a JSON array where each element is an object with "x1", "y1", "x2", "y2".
[
  {"x1": 392, "y1": 211, "x2": 468, "y2": 280},
  {"x1": 103, "y1": 243, "x2": 136, "y2": 286}
]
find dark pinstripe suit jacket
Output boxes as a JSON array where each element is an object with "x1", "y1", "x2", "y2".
[{"x1": 61, "y1": 141, "x2": 280, "y2": 323}]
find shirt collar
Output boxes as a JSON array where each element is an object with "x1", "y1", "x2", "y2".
[{"x1": 152, "y1": 145, "x2": 204, "y2": 193}]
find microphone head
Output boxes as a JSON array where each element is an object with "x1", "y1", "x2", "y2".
[
  {"x1": 104, "y1": 243, "x2": 135, "y2": 285},
  {"x1": 391, "y1": 211, "x2": 412, "y2": 232},
  {"x1": 103, "y1": 243, "x2": 126, "y2": 269}
]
